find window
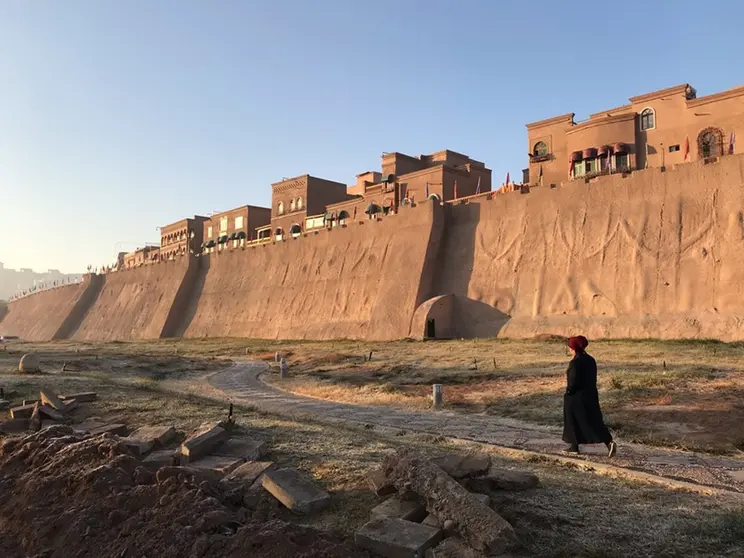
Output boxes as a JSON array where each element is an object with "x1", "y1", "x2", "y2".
[
  {"x1": 698, "y1": 128, "x2": 723, "y2": 159},
  {"x1": 290, "y1": 199, "x2": 296, "y2": 211},
  {"x1": 572, "y1": 160, "x2": 585, "y2": 178},
  {"x1": 640, "y1": 108, "x2": 655, "y2": 131},
  {"x1": 585, "y1": 159, "x2": 597, "y2": 174},
  {"x1": 533, "y1": 141, "x2": 549, "y2": 157},
  {"x1": 600, "y1": 156, "x2": 612, "y2": 172},
  {"x1": 297, "y1": 197, "x2": 303, "y2": 210},
  {"x1": 669, "y1": 145, "x2": 680, "y2": 152},
  {"x1": 219, "y1": 217, "x2": 228, "y2": 232},
  {"x1": 235, "y1": 216, "x2": 244, "y2": 229},
  {"x1": 207, "y1": 226, "x2": 213, "y2": 238},
  {"x1": 278, "y1": 202, "x2": 284, "y2": 215},
  {"x1": 616, "y1": 153, "x2": 630, "y2": 171}
]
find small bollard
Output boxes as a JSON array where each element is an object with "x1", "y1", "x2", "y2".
[
  {"x1": 432, "y1": 384, "x2": 443, "y2": 409},
  {"x1": 275, "y1": 351, "x2": 280, "y2": 363},
  {"x1": 280, "y1": 358, "x2": 287, "y2": 379},
  {"x1": 368, "y1": 351, "x2": 373, "y2": 362},
  {"x1": 228, "y1": 403, "x2": 234, "y2": 424},
  {"x1": 492, "y1": 358, "x2": 497, "y2": 370}
]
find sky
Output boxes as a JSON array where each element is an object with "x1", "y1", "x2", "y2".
[{"x1": 1, "y1": 0, "x2": 742, "y2": 273}]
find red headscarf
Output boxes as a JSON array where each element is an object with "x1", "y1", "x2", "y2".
[{"x1": 568, "y1": 335, "x2": 589, "y2": 353}]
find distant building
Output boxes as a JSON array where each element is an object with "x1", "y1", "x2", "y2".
[
  {"x1": 201, "y1": 205, "x2": 271, "y2": 254},
  {"x1": 123, "y1": 246, "x2": 160, "y2": 269},
  {"x1": 525, "y1": 83, "x2": 744, "y2": 187},
  {"x1": 159, "y1": 216, "x2": 209, "y2": 260},
  {"x1": 0, "y1": 262, "x2": 82, "y2": 300}
]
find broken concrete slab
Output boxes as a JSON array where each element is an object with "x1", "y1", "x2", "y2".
[
  {"x1": 180, "y1": 422, "x2": 228, "y2": 464},
  {"x1": 431, "y1": 452, "x2": 491, "y2": 479},
  {"x1": 224, "y1": 461, "x2": 276, "y2": 485},
  {"x1": 59, "y1": 392, "x2": 97, "y2": 402},
  {"x1": 0, "y1": 418, "x2": 29, "y2": 433},
  {"x1": 367, "y1": 467, "x2": 396, "y2": 497},
  {"x1": 142, "y1": 449, "x2": 178, "y2": 470},
  {"x1": 29, "y1": 403, "x2": 41, "y2": 432},
  {"x1": 40, "y1": 390, "x2": 67, "y2": 412},
  {"x1": 87, "y1": 423, "x2": 128, "y2": 436},
  {"x1": 10, "y1": 404, "x2": 35, "y2": 419},
  {"x1": 38, "y1": 404, "x2": 65, "y2": 421},
  {"x1": 262, "y1": 468, "x2": 331, "y2": 515},
  {"x1": 426, "y1": 538, "x2": 488, "y2": 558},
  {"x1": 22, "y1": 399, "x2": 39, "y2": 406},
  {"x1": 125, "y1": 425, "x2": 177, "y2": 455},
  {"x1": 356, "y1": 518, "x2": 442, "y2": 558},
  {"x1": 370, "y1": 496, "x2": 427, "y2": 522},
  {"x1": 466, "y1": 467, "x2": 540, "y2": 493},
  {"x1": 191, "y1": 455, "x2": 245, "y2": 475},
  {"x1": 213, "y1": 438, "x2": 267, "y2": 461},
  {"x1": 63, "y1": 399, "x2": 78, "y2": 412}
]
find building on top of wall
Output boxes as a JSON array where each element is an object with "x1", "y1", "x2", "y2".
[
  {"x1": 324, "y1": 149, "x2": 492, "y2": 224},
  {"x1": 123, "y1": 245, "x2": 160, "y2": 269},
  {"x1": 159, "y1": 216, "x2": 208, "y2": 260},
  {"x1": 201, "y1": 205, "x2": 271, "y2": 254},
  {"x1": 269, "y1": 175, "x2": 351, "y2": 240},
  {"x1": 525, "y1": 83, "x2": 744, "y2": 188}
]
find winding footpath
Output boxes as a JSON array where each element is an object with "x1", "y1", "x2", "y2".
[{"x1": 208, "y1": 361, "x2": 744, "y2": 496}]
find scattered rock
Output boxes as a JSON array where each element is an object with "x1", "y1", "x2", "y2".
[
  {"x1": 356, "y1": 517, "x2": 442, "y2": 558},
  {"x1": 39, "y1": 390, "x2": 66, "y2": 412},
  {"x1": 180, "y1": 422, "x2": 228, "y2": 464},
  {"x1": 422, "y1": 514, "x2": 439, "y2": 527},
  {"x1": 262, "y1": 468, "x2": 331, "y2": 515},
  {"x1": 431, "y1": 452, "x2": 491, "y2": 479},
  {"x1": 18, "y1": 353, "x2": 40, "y2": 373},
  {"x1": 223, "y1": 461, "x2": 276, "y2": 486},
  {"x1": 370, "y1": 496, "x2": 427, "y2": 522},
  {"x1": 367, "y1": 467, "x2": 396, "y2": 497}
]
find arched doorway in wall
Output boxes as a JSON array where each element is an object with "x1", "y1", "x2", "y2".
[
  {"x1": 698, "y1": 127, "x2": 724, "y2": 159},
  {"x1": 290, "y1": 223, "x2": 302, "y2": 237}
]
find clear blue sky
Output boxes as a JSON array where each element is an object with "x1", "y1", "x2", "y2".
[{"x1": 1, "y1": 0, "x2": 741, "y2": 273}]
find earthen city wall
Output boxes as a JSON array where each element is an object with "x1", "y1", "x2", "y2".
[{"x1": 3, "y1": 154, "x2": 744, "y2": 341}]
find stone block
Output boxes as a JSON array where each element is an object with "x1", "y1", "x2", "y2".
[
  {"x1": 0, "y1": 418, "x2": 29, "y2": 433},
  {"x1": 22, "y1": 400, "x2": 39, "y2": 406},
  {"x1": 367, "y1": 467, "x2": 396, "y2": 497},
  {"x1": 10, "y1": 404, "x2": 35, "y2": 419},
  {"x1": 371, "y1": 496, "x2": 427, "y2": 522},
  {"x1": 142, "y1": 449, "x2": 178, "y2": 470},
  {"x1": 19, "y1": 353, "x2": 40, "y2": 373},
  {"x1": 262, "y1": 468, "x2": 331, "y2": 515},
  {"x1": 191, "y1": 455, "x2": 245, "y2": 475},
  {"x1": 213, "y1": 438, "x2": 267, "y2": 461},
  {"x1": 224, "y1": 461, "x2": 276, "y2": 486},
  {"x1": 38, "y1": 404, "x2": 65, "y2": 421},
  {"x1": 431, "y1": 452, "x2": 491, "y2": 479},
  {"x1": 59, "y1": 392, "x2": 97, "y2": 402},
  {"x1": 356, "y1": 518, "x2": 443, "y2": 558},
  {"x1": 180, "y1": 423, "x2": 228, "y2": 463},
  {"x1": 40, "y1": 390, "x2": 67, "y2": 412},
  {"x1": 126, "y1": 425, "x2": 177, "y2": 455},
  {"x1": 87, "y1": 423, "x2": 128, "y2": 436},
  {"x1": 422, "y1": 514, "x2": 439, "y2": 528}
]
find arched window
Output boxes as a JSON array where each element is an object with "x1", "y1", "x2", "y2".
[
  {"x1": 290, "y1": 199, "x2": 296, "y2": 211},
  {"x1": 698, "y1": 127, "x2": 724, "y2": 159},
  {"x1": 427, "y1": 193, "x2": 441, "y2": 202},
  {"x1": 278, "y1": 202, "x2": 284, "y2": 215},
  {"x1": 533, "y1": 141, "x2": 549, "y2": 157},
  {"x1": 274, "y1": 227, "x2": 284, "y2": 237},
  {"x1": 338, "y1": 210, "x2": 350, "y2": 222},
  {"x1": 640, "y1": 108, "x2": 655, "y2": 131},
  {"x1": 290, "y1": 223, "x2": 302, "y2": 236},
  {"x1": 297, "y1": 197, "x2": 303, "y2": 210}
]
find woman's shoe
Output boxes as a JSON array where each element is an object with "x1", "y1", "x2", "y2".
[
  {"x1": 562, "y1": 445, "x2": 580, "y2": 454},
  {"x1": 607, "y1": 441, "x2": 617, "y2": 458}
]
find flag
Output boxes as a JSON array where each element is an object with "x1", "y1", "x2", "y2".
[
  {"x1": 645, "y1": 142, "x2": 649, "y2": 169},
  {"x1": 730, "y1": 131, "x2": 736, "y2": 155},
  {"x1": 425, "y1": 182, "x2": 429, "y2": 198},
  {"x1": 475, "y1": 176, "x2": 481, "y2": 195},
  {"x1": 684, "y1": 136, "x2": 690, "y2": 161},
  {"x1": 538, "y1": 165, "x2": 543, "y2": 185},
  {"x1": 353, "y1": 206, "x2": 357, "y2": 219},
  {"x1": 569, "y1": 159, "x2": 575, "y2": 177},
  {"x1": 505, "y1": 172, "x2": 510, "y2": 186},
  {"x1": 453, "y1": 181, "x2": 458, "y2": 199}
]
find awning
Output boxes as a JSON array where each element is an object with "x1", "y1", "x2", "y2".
[
  {"x1": 365, "y1": 203, "x2": 381, "y2": 214},
  {"x1": 236, "y1": 231, "x2": 247, "y2": 239},
  {"x1": 200, "y1": 242, "x2": 206, "y2": 249},
  {"x1": 229, "y1": 232, "x2": 238, "y2": 240},
  {"x1": 583, "y1": 147, "x2": 598, "y2": 159},
  {"x1": 598, "y1": 145, "x2": 613, "y2": 157},
  {"x1": 569, "y1": 151, "x2": 583, "y2": 162},
  {"x1": 614, "y1": 142, "x2": 628, "y2": 154},
  {"x1": 217, "y1": 236, "x2": 228, "y2": 244},
  {"x1": 207, "y1": 240, "x2": 216, "y2": 248}
]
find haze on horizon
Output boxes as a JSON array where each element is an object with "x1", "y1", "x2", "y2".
[{"x1": 1, "y1": 0, "x2": 741, "y2": 274}]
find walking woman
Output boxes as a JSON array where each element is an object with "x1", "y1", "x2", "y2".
[{"x1": 562, "y1": 336, "x2": 617, "y2": 457}]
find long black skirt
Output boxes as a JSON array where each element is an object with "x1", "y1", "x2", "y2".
[{"x1": 562, "y1": 390, "x2": 612, "y2": 445}]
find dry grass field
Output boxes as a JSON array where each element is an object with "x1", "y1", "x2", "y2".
[{"x1": 1, "y1": 343, "x2": 744, "y2": 557}]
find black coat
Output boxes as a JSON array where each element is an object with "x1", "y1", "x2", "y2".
[{"x1": 562, "y1": 352, "x2": 612, "y2": 445}]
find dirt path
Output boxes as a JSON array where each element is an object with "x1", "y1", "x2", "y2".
[{"x1": 206, "y1": 360, "x2": 744, "y2": 495}]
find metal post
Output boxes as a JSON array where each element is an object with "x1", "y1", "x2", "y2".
[
  {"x1": 275, "y1": 351, "x2": 280, "y2": 363},
  {"x1": 432, "y1": 384, "x2": 443, "y2": 409},
  {"x1": 280, "y1": 358, "x2": 287, "y2": 379}
]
